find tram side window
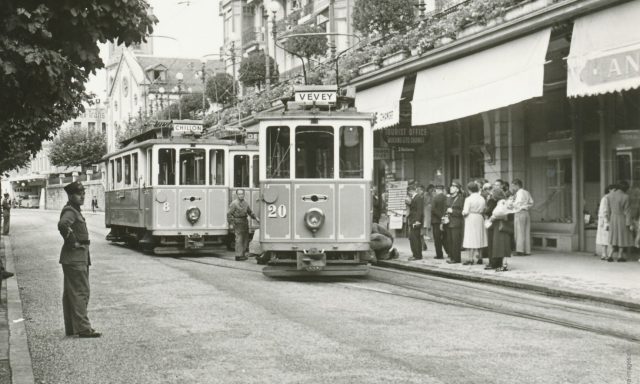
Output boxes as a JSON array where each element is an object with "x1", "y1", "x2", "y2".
[
  {"x1": 132, "y1": 153, "x2": 138, "y2": 185},
  {"x1": 295, "y1": 126, "x2": 334, "y2": 179},
  {"x1": 266, "y1": 126, "x2": 290, "y2": 178},
  {"x1": 109, "y1": 160, "x2": 115, "y2": 190},
  {"x1": 252, "y1": 155, "x2": 259, "y2": 188},
  {"x1": 116, "y1": 158, "x2": 122, "y2": 185},
  {"x1": 234, "y1": 155, "x2": 250, "y2": 187},
  {"x1": 209, "y1": 149, "x2": 225, "y2": 185},
  {"x1": 124, "y1": 155, "x2": 131, "y2": 185},
  {"x1": 158, "y1": 148, "x2": 176, "y2": 185},
  {"x1": 147, "y1": 149, "x2": 153, "y2": 186},
  {"x1": 340, "y1": 126, "x2": 363, "y2": 178},
  {"x1": 179, "y1": 149, "x2": 206, "y2": 185}
]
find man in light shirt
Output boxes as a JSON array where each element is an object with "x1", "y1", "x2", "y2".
[{"x1": 509, "y1": 179, "x2": 534, "y2": 255}]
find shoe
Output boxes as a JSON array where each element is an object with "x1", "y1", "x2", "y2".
[
  {"x1": 606, "y1": 257, "x2": 614, "y2": 262},
  {"x1": 235, "y1": 256, "x2": 248, "y2": 261},
  {"x1": 78, "y1": 330, "x2": 101, "y2": 338},
  {"x1": 1, "y1": 271, "x2": 14, "y2": 279},
  {"x1": 476, "y1": 259, "x2": 483, "y2": 265},
  {"x1": 446, "y1": 259, "x2": 460, "y2": 264},
  {"x1": 434, "y1": 256, "x2": 444, "y2": 260},
  {"x1": 408, "y1": 257, "x2": 423, "y2": 261},
  {"x1": 484, "y1": 265, "x2": 494, "y2": 270},
  {"x1": 618, "y1": 258, "x2": 627, "y2": 262},
  {"x1": 600, "y1": 256, "x2": 607, "y2": 260},
  {"x1": 514, "y1": 252, "x2": 525, "y2": 256},
  {"x1": 389, "y1": 248, "x2": 399, "y2": 259},
  {"x1": 462, "y1": 261, "x2": 473, "y2": 265}
]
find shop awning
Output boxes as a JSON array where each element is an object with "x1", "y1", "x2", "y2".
[
  {"x1": 567, "y1": 1, "x2": 640, "y2": 97},
  {"x1": 412, "y1": 28, "x2": 551, "y2": 125},
  {"x1": 355, "y1": 77, "x2": 405, "y2": 130}
]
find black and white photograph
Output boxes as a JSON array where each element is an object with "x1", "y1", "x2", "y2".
[{"x1": 1, "y1": 0, "x2": 640, "y2": 383}]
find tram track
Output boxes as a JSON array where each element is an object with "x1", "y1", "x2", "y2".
[{"x1": 171, "y1": 256, "x2": 640, "y2": 344}]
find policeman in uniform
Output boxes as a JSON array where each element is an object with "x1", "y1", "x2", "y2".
[
  {"x1": 2, "y1": 193, "x2": 11, "y2": 235},
  {"x1": 58, "y1": 181, "x2": 100, "y2": 338},
  {"x1": 227, "y1": 189, "x2": 259, "y2": 261}
]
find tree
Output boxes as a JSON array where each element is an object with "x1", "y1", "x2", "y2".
[
  {"x1": 0, "y1": 1, "x2": 156, "y2": 173},
  {"x1": 283, "y1": 24, "x2": 328, "y2": 84},
  {"x1": 205, "y1": 73, "x2": 237, "y2": 106},
  {"x1": 352, "y1": 0, "x2": 416, "y2": 36},
  {"x1": 164, "y1": 93, "x2": 210, "y2": 120},
  {"x1": 238, "y1": 51, "x2": 278, "y2": 91},
  {"x1": 49, "y1": 126, "x2": 107, "y2": 168}
]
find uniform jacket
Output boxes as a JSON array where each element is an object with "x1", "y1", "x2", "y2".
[
  {"x1": 407, "y1": 194, "x2": 424, "y2": 228},
  {"x1": 58, "y1": 202, "x2": 91, "y2": 265},
  {"x1": 431, "y1": 193, "x2": 447, "y2": 224},
  {"x1": 446, "y1": 193, "x2": 465, "y2": 228},
  {"x1": 1, "y1": 198, "x2": 10, "y2": 212},
  {"x1": 227, "y1": 199, "x2": 257, "y2": 222}
]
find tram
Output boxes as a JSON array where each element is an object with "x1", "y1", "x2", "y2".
[
  {"x1": 104, "y1": 120, "x2": 257, "y2": 254},
  {"x1": 256, "y1": 86, "x2": 374, "y2": 277}
]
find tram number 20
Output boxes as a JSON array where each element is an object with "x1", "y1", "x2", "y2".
[{"x1": 267, "y1": 204, "x2": 287, "y2": 218}]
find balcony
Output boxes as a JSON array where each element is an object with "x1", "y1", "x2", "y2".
[{"x1": 242, "y1": 25, "x2": 263, "y2": 49}]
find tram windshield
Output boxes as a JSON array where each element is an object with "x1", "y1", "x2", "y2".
[
  {"x1": 180, "y1": 149, "x2": 206, "y2": 185},
  {"x1": 234, "y1": 155, "x2": 250, "y2": 187},
  {"x1": 339, "y1": 126, "x2": 363, "y2": 178},
  {"x1": 209, "y1": 149, "x2": 225, "y2": 185},
  {"x1": 252, "y1": 155, "x2": 259, "y2": 187},
  {"x1": 296, "y1": 126, "x2": 334, "y2": 178},
  {"x1": 158, "y1": 148, "x2": 176, "y2": 185},
  {"x1": 266, "y1": 126, "x2": 290, "y2": 178}
]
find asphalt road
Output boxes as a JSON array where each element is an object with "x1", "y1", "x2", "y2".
[{"x1": 8, "y1": 209, "x2": 640, "y2": 384}]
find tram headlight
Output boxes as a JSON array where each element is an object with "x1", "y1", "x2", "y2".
[
  {"x1": 186, "y1": 206, "x2": 201, "y2": 224},
  {"x1": 304, "y1": 208, "x2": 325, "y2": 233}
]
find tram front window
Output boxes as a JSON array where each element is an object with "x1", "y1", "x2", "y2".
[
  {"x1": 209, "y1": 149, "x2": 225, "y2": 185},
  {"x1": 295, "y1": 126, "x2": 334, "y2": 179},
  {"x1": 180, "y1": 149, "x2": 206, "y2": 185},
  {"x1": 340, "y1": 126, "x2": 363, "y2": 178},
  {"x1": 234, "y1": 155, "x2": 250, "y2": 187},
  {"x1": 158, "y1": 148, "x2": 176, "y2": 185},
  {"x1": 252, "y1": 155, "x2": 259, "y2": 187},
  {"x1": 266, "y1": 126, "x2": 290, "y2": 178}
]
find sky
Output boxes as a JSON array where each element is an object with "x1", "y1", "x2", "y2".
[{"x1": 86, "y1": 0, "x2": 224, "y2": 99}]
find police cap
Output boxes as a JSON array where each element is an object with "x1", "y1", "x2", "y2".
[{"x1": 64, "y1": 181, "x2": 85, "y2": 195}]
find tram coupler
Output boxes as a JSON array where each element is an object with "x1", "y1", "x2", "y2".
[
  {"x1": 185, "y1": 234, "x2": 204, "y2": 249},
  {"x1": 297, "y1": 248, "x2": 326, "y2": 272}
]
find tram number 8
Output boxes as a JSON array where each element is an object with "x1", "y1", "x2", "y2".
[{"x1": 267, "y1": 204, "x2": 287, "y2": 218}]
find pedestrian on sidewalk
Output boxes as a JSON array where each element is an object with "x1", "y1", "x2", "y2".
[
  {"x1": 607, "y1": 181, "x2": 633, "y2": 262},
  {"x1": 481, "y1": 182, "x2": 493, "y2": 261},
  {"x1": 2, "y1": 193, "x2": 11, "y2": 235},
  {"x1": 407, "y1": 185, "x2": 424, "y2": 261},
  {"x1": 486, "y1": 188, "x2": 513, "y2": 271},
  {"x1": 370, "y1": 222, "x2": 398, "y2": 263},
  {"x1": 431, "y1": 185, "x2": 447, "y2": 259},
  {"x1": 462, "y1": 182, "x2": 487, "y2": 265},
  {"x1": 416, "y1": 184, "x2": 431, "y2": 251},
  {"x1": 509, "y1": 179, "x2": 533, "y2": 256},
  {"x1": 445, "y1": 180, "x2": 465, "y2": 264},
  {"x1": 58, "y1": 181, "x2": 101, "y2": 338},
  {"x1": 91, "y1": 196, "x2": 98, "y2": 213},
  {"x1": 596, "y1": 184, "x2": 616, "y2": 260},
  {"x1": 227, "y1": 189, "x2": 259, "y2": 261}
]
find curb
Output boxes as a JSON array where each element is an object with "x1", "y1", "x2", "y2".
[
  {"x1": 377, "y1": 259, "x2": 640, "y2": 312},
  {"x1": 4, "y1": 237, "x2": 35, "y2": 384}
]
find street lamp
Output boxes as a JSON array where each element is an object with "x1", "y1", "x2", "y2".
[
  {"x1": 268, "y1": 1, "x2": 279, "y2": 63},
  {"x1": 263, "y1": 7, "x2": 271, "y2": 91},
  {"x1": 198, "y1": 57, "x2": 207, "y2": 114},
  {"x1": 175, "y1": 72, "x2": 184, "y2": 119},
  {"x1": 158, "y1": 87, "x2": 166, "y2": 119},
  {"x1": 228, "y1": 40, "x2": 237, "y2": 102}
]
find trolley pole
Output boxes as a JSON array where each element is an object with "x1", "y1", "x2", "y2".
[{"x1": 264, "y1": 7, "x2": 271, "y2": 91}]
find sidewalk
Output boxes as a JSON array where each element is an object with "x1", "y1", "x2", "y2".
[
  {"x1": 384, "y1": 237, "x2": 640, "y2": 310},
  {"x1": 0, "y1": 236, "x2": 35, "y2": 384}
]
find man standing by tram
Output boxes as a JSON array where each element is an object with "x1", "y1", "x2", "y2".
[{"x1": 228, "y1": 189, "x2": 259, "y2": 261}]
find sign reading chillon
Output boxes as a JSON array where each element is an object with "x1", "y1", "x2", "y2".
[{"x1": 173, "y1": 123, "x2": 203, "y2": 135}]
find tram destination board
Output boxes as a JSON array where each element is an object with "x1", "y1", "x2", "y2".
[{"x1": 173, "y1": 123, "x2": 203, "y2": 135}]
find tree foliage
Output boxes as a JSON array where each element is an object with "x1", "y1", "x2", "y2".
[
  {"x1": 238, "y1": 51, "x2": 279, "y2": 91},
  {"x1": 283, "y1": 24, "x2": 328, "y2": 84},
  {"x1": 352, "y1": 0, "x2": 416, "y2": 36},
  {"x1": 206, "y1": 73, "x2": 237, "y2": 106},
  {"x1": 49, "y1": 126, "x2": 107, "y2": 168},
  {"x1": 164, "y1": 93, "x2": 210, "y2": 120},
  {"x1": 0, "y1": 0, "x2": 156, "y2": 173}
]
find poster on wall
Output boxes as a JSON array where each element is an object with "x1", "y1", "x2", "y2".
[{"x1": 386, "y1": 180, "x2": 408, "y2": 229}]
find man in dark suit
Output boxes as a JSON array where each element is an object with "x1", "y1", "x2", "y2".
[
  {"x1": 445, "y1": 180, "x2": 465, "y2": 264},
  {"x1": 407, "y1": 186, "x2": 424, "y2": 261},
  {"x1": 58, "y1": 181, "x2": 100, "y2": 338},
  {"x1": 430, "y1": 185, "x2": 447, "y2": 259}
]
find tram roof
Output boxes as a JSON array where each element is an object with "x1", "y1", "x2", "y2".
[
  {"x1": 103, "y1": 137, "x2": 238, "y2": 160},
  {"x1": 255, "y1": 109, "x2": 374, "y2": 121}
]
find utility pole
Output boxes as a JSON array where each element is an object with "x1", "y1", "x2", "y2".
[{"x1": 264, "y1": 7, "x2": 271, "y2": 91}]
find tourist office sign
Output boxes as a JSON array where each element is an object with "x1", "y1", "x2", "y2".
[{"x1": 383, "y1": 125, "x2": 430, "y2": 146}]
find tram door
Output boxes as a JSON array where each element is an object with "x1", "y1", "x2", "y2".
[{"x1": 230, "y1": 153, "x2": 260, "y2": 231}]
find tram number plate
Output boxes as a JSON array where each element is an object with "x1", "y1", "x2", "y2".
[{"x1": 267, "y1": 204, "x2": 287, "y2": 218}]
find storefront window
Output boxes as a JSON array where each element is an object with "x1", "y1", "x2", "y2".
[
  {"x1": 295, "y1": 126, "x2": 334, "y2": 179},
  {"x1": 180, "y1": 148, "x2": 206, "y2": 185},
  {"x1": 158, "y1": 148, "x2": 175, "y2": 185},
  {"x1": 209, "y1": 149, "x2": 225, "y2": 185},
  {"x1": 614, "y1": 88, "x2": 640, "y2": 131},
  {"x1": 266, "y1": 126, "x2": 290, "y2": 179},
  {"x1": 531, "y1": 157, "x2": 572, "y2": 223},
  {"x1": 234, "y1": 155, "x2": 250, "y2": 187},
  {"x1": 340, "y1": 126, "x2": 363, "y2": 178}
]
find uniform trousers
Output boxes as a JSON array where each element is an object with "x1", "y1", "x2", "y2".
[
  {"x1": 409, "y1": 226, "x2": 423, "y2": 259},
  {"x1": 2, "y1": 211, "x2": 9, "y2": 235},
  {"x1": 514, "y1": 211, "x2": 531, "y2": 254},
  {"x1": 233, "y1": 218, "x2": 250, "y2": 257},
  {"x1": 446, "y1": 227, "x2": 463, "y2": 262},
  {"x1": 431, "y1": 222, "x2": 446, "y2": 258},
  {"x1": 62, "y1": 264, "x2": 92, "y2": 335}
]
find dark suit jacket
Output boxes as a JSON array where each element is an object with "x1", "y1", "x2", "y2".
[
  {"x1": 431, "y1": 193, "x2": 447, "y2": 224},
  {"x1": 446, "y1": 193, "x2": 465, "y2": 228},
  {"x1": 58, "y1": 203, "x2": 91, "y2": 265},
  {"x1": 407, "y1": 194, "x2": 424, "y2": 228}
]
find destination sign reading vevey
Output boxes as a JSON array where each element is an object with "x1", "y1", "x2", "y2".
[
  {"x1": 174, "y1": 124, "x2": 203, "y2": 133},
  {"x1": 295, "y1": 91, "x2": 337, "y2": 105}
]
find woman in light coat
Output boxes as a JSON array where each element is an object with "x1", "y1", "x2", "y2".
[
  {"x1": 596, "y1": 185, "x2": 615, "y2": 260},
  {"x1": 462, "y1": 181, "x2": 487, "y2": 265}
]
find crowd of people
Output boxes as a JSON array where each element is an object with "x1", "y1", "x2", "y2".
[
  {"x1": 373, "y1": 178, "x2": 535, "y2": 271},
  {"x1": 595, "y1": 180, "x2": 640, "y2": 263}
]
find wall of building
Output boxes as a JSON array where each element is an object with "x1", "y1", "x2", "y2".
[{"x1": 46, "y1": 180, "x2": 105, "y2": 212}]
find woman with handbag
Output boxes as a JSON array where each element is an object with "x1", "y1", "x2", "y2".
[
  {"x1": 462, "y1": 181, "x2": 488, "y2": 265},
  {"x1": 486, "y1": 188, "x2": 514, "y2": 271}
]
